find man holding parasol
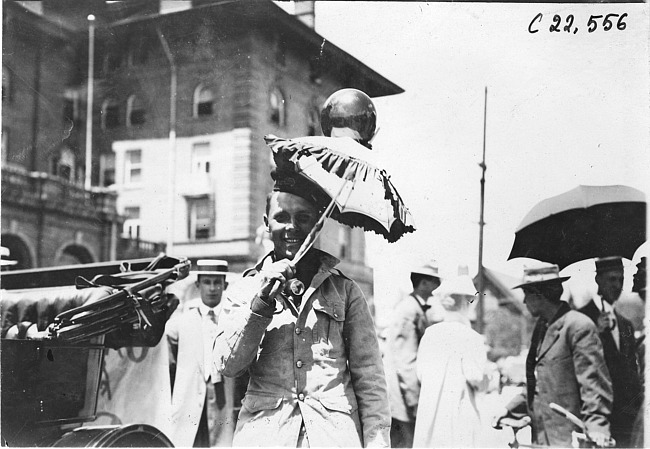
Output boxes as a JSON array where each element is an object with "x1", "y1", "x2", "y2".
[{"x1": 213, "y1": 90, "x2": 415, "y2": 447}]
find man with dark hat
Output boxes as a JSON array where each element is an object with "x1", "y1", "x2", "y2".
[
  {"x1": 578, "y1": 256, "x2": 642, "y2": 447},
  {"x1": 382, "y1": 260, "x2": 442, "y2": 447},
  {"x1": 495, "y1": 264, "x2": 613, "y2": 447},
  {"x1": 166, "y1": 260, "x2": 236, "y2": 447},
  {"x1": 213, "y1": 170, "x2": 390, "y2": 447}
]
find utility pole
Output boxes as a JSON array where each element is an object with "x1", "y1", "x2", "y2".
[
  {"x1": 477, "y1": 86, "x2": 487, "y2": 333},
  {"x1": 157, "y1": 27, "x2": 177, "y2": 256},
  {"x1": 84, "y1": 14, "x2": 95, "y2": 190}
]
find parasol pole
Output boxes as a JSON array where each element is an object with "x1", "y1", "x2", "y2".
[
  {"x1": 292, "y1": 179, "x2": 348, "y2": 265},
  {"x1": 477, "y1": 86, "x2": 488, "y2": 334}
]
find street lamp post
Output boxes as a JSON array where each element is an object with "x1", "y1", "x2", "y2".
[
  {"x1": 477, "y1": 86, "x2": 487, "y2": 334},
  {"x1": 157, "y1": 27, "x2": 177, "y2": 256},
  {"x1": 84, "y1": 14, "x2": 95, "y2": 191}
]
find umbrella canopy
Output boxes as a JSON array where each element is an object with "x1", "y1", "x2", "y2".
[
  {"x1": 508, "y1": 185, "x2": 647, "y2": 269},
  {"x1": 264, "y1": 135, "x2": 416, "y2": 243}
]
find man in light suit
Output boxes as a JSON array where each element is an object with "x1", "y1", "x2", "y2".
[
  {"x1": 383, "y1": 260, "x2": 442, "y2": 447},
  {"x1": 166, "y1": 260, "x2": 236, "y2": 447},
  {"x1": 578, "y1": 256, "x2": 642, "y2": 447},
  {"x1": 496, "y1": 264, "x2": 613, "y2": 447}
]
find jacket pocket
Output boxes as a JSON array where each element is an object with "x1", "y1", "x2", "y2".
[
  {"x1": 318, "y1": 395, "x2": 357, "y2": 415},
  {"x1": 312, "y1": 297, "x2": 346, "y2": 346},
  {"x1": 241, "y1": 394, "x2": 282, "y2": 413}
]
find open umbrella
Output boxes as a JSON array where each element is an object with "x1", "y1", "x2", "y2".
[
  {"x1": 508, "y1": 185, "x2": 646, "y2": 269},
  {"x1": 265, "y1": 134, "x2": 416, "y2": 243}
]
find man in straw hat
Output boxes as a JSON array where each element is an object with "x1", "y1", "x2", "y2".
[
  {"x1": 213, "y1": 170, "x2": 390, "y2": 447},
  {"x1": 382, "y1": 260, "x2": 442, "y2": 447},
  {"x1": 166, "y1": 260, "x2": 237, "y2": 447},
  {"x1": 413, "y1": 271, "x2": 487, "y2": 448},
  {"x1": 494, "y1": 264, "x2": 613, "y2": 447},
  {"x1": 577, "y1": 256, "x2": 642, "y2": 448}
]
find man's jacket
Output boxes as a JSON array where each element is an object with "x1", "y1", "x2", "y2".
[
  {"x1": 166, "y1": 299, "x2": 237, "y2": 447},
  {"x1": 578, "y1": 299, "x2": 642, "y2": 445},
  {"x1": 508, "y1": 304, "x2": 613, "y2": 447},
  {"x1": 382, "y1": 292, "x2": 435, "y2": 422},
  {"x1": 213, "y1": 250, "x2": 390, "y2": 447}
]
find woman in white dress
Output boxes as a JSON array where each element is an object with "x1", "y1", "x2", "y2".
[{"x1": 413, "y1": 273, "x2": 488, "y2": 448}]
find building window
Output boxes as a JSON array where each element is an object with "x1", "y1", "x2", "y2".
[
  {"x1": 50, "y1": 147, "x2": 76, "y2": 182},
  {"x1": 2, "y1": 128, "x2": 9, "y2": 163},
  {"x1": 309, "y1": 57, "x2": 322, "y2": 84},
  {"x1": 100, "y1": 153, "x2": 115, "y2": 187},
  {"x1": 191, "y1": 142, "x2": 211, "y2": 174},
  {"x1": 307, "y1": 107, "x2": 320, "y2": 136},
  {"x1": 194, "y1": 85, "x2": 214, "y2": 117},
  {"x1": 270, "y1": 88, "x2": 286, "y2": 126},
  {"x1": 187, "y1": 197, "x2": 214, "y2": 240},
  {"x1": 124, "y1": 149, "x2": 142, "y2": 184},
  {"x1": 63, "y1": 90, "x2": 80, "y2": 125},
  {"x1": 127, "y1": 95, "x2": 146, "y2": 126},
  {"x1": 338, "y1": 226, "x2": 352, "y2": 259},
  {"x1": 2, "y1": 66, "x2": 11, "y2": 102},
  {"x1": 102, "y1": 99, "x2": 120, "y2": 129},
  {"x1": 103, "y1": 51, "x2": 123, "y2": 74},
  {"x1": 122, "y1": 206, "x2": 141, "y2": 239},
  {"x1": 128, "y1": 39, "x2": 149, "y2": 66}
]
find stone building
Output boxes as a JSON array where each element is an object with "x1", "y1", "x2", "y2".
[{"x1": 2, "y1": 0, "x2": 403, "y2": 298}]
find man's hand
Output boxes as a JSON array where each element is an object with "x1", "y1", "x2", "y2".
[
  {"x1": 574, "y1": 431, "x2": 615, "y2": 448},
  {"x1": 491, "y1": 407, "x2": 511, "y2": 429},
  {"x1": 258, "y1": 260, "x2": 296, "y2": 302}
]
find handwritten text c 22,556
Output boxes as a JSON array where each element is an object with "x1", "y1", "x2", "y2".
[{"x1": 528, "y1": 13, "x2": 628, "y2": 35}]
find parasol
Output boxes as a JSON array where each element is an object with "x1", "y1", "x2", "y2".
[
  {"x1": 265, "y1": 134, "x2": 416, "y2": 243},
  {"x1": 508, "y1": 185, "x2": 646, "y2": 269}
]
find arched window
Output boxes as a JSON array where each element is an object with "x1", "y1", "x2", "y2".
[
  {"x1": 127, "y1": 94, "x2": 146, "y2": 126},
  {"x1": 101, "y1": 98, "x2": 120, "y2": 129},
  {"x1": 50, "y1": 147, "x2": 76, "y2": 182},
  {"x1": 307, "y1": 107, "x2": 320, "y2": 136},
  {"x1": 193, "y1": 85, "x2": 214, "y2": 117},
  {"x1": 269, "y1": 88, "x2": 286, "y2": 127}
]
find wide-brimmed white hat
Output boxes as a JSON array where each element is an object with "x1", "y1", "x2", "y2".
[
  {"x1": 513, "y1": 264, "x2": 570, "y2": 289},
  {"x1": 191, "y1": 259, "x2": 228, "y2": 276},
  {"x1": 443, "y1": 274, "x2": 477, "y2": 297},
  {"x1": 411, "y1": 260, "x2": 441, "y2": 279}
]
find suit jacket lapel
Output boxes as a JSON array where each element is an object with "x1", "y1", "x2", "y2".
[{"x1": 536, "y1": 321, "x2": 562, "y2": 363}]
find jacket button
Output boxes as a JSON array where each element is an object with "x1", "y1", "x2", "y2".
[
  {"x1": 298, "y1": 393, "x2": 305, "y2": 401},
  {"x1": 296, "y1": 360, "x2": 303, "y2": 368},
  {"x1": 295, "y1": 327, "x2": 301, "y2": 335},
  {"x1": 333, "y1": 312, "x2": 338, "y2": 318}
]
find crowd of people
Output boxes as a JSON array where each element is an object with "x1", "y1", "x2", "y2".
[{"x1": 157, "y1": 157, "x2": 645, "y2": 448}]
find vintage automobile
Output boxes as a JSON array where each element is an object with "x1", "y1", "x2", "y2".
[{"x1": 1, "y1": 255, "x2": 190, "y2": 447}]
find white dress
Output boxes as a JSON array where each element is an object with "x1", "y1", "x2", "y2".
[{"x1": 413, "y1": 320, "x2": 487, "y2": 448}]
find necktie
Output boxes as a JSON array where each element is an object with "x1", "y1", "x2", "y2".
[{"x1": 204, "y1": 309, "x2": 221, "y2": 383}]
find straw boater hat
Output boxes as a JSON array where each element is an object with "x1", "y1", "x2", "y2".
[
  {"x1": 595, "y1": 256, "x2": 624, "y2": 273},
  {"x1": 192, "y1": 259, "x2": 228, "y2": 277},
  {"x1": 513, "y1": 264, "x2": 570, "y2": 289},
  {"x1": 411, "y1": 260, "x2": 442, "y2": 279}
]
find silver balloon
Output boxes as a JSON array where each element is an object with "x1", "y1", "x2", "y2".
[{"x1": 320, "y1": 88, "x2": 377, "y2": 148}]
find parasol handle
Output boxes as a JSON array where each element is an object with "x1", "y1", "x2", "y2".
[{"x1": 271, "y1": 178, "x2": 350, "y2": 312}]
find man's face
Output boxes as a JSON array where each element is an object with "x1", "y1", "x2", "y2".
[
  {"x1": 421, "y1": 276, "x2": 441, "y2": 297},
  {"x1": 522, "y1": 287, "x2": 545, "y2": 318},
  {"x1": 596, "y1": 269, "x2": 624, "y2": 304},
  {"x1": 197, "y1": 275, "x2": 227, "y2": 308},
  {"x1": 264, "y1": 192, "x2": 319, "y2": 261}
]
